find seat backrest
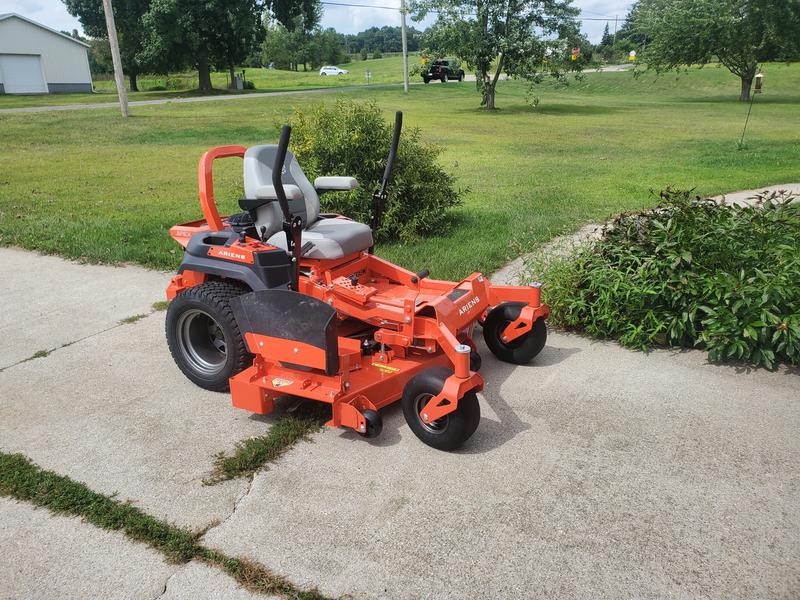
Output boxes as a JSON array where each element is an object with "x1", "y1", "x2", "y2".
[{"x1": 243, "y1": 145, "x2": 320, "y2": 239}]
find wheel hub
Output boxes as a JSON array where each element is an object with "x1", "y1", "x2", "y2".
[
  {"x1": 176, "y1": 309, "x2": 227, "y2": 376},
  {"x1": 414, "y1": 393, "x2": 449, "y2": 434}
]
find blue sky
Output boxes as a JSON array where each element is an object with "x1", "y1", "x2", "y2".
[{"x1": 5, "y1": 0, "x2": 633, "y2": 43}]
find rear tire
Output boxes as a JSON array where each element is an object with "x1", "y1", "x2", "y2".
[
  {"x1": 401, "y1": 367, "x2": 480, "y2": 451},
  {"x1": 423, "y1": 76, "x2": 429, "y2": 84},
  {"x1": 166, "y1": 281, "x2": 251, "y2": 391},
  {"x1": 483, "y1": 302, "x2": 547, "y2": 365}
]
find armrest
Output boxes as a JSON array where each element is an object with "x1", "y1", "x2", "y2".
[
  {"x1": 314, "y1": 176, "x2": 358, "y2": 192},
  {"x1": 253, "y1": 184, "x2": 303, "y2": 200}
]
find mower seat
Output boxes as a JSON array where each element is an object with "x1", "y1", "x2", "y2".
[
  {"x1": 244, "y1": 145, "x2": 373, "y2": 260},
  {"x1": 265, "y1": 217, "x2": 373, "y2": 260}
]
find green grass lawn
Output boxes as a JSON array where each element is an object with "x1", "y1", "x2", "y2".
[
  {"x1": 0, "y1": 55, "x2": 411, "y2": 109},
  {"x1": 0, "y1": 63, "x2": 798, "y2": 280}
]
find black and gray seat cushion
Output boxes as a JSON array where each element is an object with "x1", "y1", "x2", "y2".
[
  {"x1": 243, "y1": 145, "x2": 370, "y2": 260},
  {"x1": 266, "y1": 217, "x2": 373, "y2": 260}
]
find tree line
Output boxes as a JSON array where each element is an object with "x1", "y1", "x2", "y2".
[
  {"x1": 64, "y1": 0, "x2": 422, "y2": 89},
  {"x1": 260, "y1": 25, "x2": 422, "y2": 71}
]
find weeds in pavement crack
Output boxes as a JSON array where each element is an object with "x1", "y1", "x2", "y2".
[
  {"x1": 0, "y1": 452, "x2": 332, "y2": 600},
  {"x1": 204, "y1": 402, "x2": 328, "y2": 485}
]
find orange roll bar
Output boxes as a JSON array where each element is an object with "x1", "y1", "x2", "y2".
[{"x1": 197, "y1": 145, "x2": 247, "y2": 231}]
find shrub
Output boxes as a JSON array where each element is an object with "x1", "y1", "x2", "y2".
[
  {"x1": 530, "y1": 189, "x2": 800, "y2": 369},
  {"x1": 242, "y1": 79, "x2": 255, "y2": 90},
  {"x1": 284, "y1": 99, "x2": 464, "y2": 242},
  {"x1": 373, "y1": 50, "x2": 383, "y2": 59}
]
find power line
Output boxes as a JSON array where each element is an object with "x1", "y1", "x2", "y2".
[
  {"x1": 320, "y1": 1, "x2": 623, "y2": 20},
  {"x1": 321, "y1": 1, "x2": 398, "y2": 9}
]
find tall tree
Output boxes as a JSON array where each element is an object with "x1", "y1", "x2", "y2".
[
  {"x1": 62, "y1": 0, "x2": 150, "y2": 91},
  {"x1": 600, "y1": 22, "x2": 612, "y2": 46},
  {"x1": 411, "y1": 0, "x2": 579, "y2": 109},
  {"x1": 140, "y1": 0, "x2": 265, "y2": 90},
  {"x1": 634, "y1": 0, "x2": 800, "y2": 100}
]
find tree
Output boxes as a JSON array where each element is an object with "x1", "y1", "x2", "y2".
[
  {"x1": 411, "y1": 0, "x2": 579, "y2": 109},
  {"x1": 88, "y1": 38, "x2": 114, "y2": 75},
  {"x1": 634, "y1": 0, "x2": 800, "y2": 101},
  {"x1": 600, "y1": 23, "x2": 612, "y2": 47},
  {"x1": 316, "y1": 28, "x2": 346, "y2": 66},
  {"x1": 217, "y1": 0, "x2": 267, "y2": 85},
  {"x1": 140, "y1": 0, "x2": 265, "y2": 90},
  {"x1": 343, "y1": 26, "x2": 421, "y2": 54},
  {"x1": 62, "y1": 0, "x2": 150, "y2": 91}
]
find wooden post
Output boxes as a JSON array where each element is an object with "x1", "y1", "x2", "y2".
[
  {"x1": 400, "y1": 0, "x2": 410, "y2": 94},
  {"x1": 613, "y1": 15, "x2": 618, "y2": 45},
  {"x1": 101, "y1": 0, "x2": 129, "y2": 117}
]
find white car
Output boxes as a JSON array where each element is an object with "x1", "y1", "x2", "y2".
[{"x1": 319, "y1": 66, "x2": 349, "y2": 76}]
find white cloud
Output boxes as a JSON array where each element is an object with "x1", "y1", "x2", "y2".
[
  {"x1": 5, "y1": 0, "x2": 632, "y2": 43},
  {"x1": 3, "y1": 0, "x2": 84, "y2": 35}
]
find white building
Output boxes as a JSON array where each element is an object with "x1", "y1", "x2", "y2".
[{"x1": 0, "y1": 13, "x2": 92, "y2": 94}]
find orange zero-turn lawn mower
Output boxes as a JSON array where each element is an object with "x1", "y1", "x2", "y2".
[{"x1": 165, "y1": 112, "x2": 548, "y2": 450}]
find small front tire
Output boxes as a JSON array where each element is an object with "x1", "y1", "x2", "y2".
[
  {"x1": 401, "y1": 367, "x2": 480, "y2": 451},
  {"x1": 359, "y1": 409, "x2": 383, "y2": 439},
  {"x1": 483, "y1": 302, "x2": 547, "y2": 365}
]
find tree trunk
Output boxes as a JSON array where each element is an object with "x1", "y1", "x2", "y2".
[
  {"x1": 739, "y1": 75, "x2": 753, "y2": 102},
  {"x1": 129, "y1": 72, "x2": 139, "y2": 92},
  {"x1": 197, "y1": 56, "x2": 213, "y2": 92},
  {"x1": 484, "y1": 84, "x2": 496, "y2": 109},
  {"x1": 229, "y1": 64, "x2": 235, "y2": 89},
  {"x1": 738, "y1": 62, "x2": 757, "y2": 101}
]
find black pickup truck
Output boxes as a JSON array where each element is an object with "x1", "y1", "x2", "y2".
[{"x1": 422, "y1": 60, "x2": 465, "y2": 83}]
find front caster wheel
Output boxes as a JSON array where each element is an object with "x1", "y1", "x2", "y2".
[
  {"x1": 401, "y1": 367, "x2": 480, "y2": 451},
  {"x1": 483, "y1": 302, "x2": 547, "y2": 365},
  {"x1": 358, "y1": 409, "x2": 383, "y2": 439}
]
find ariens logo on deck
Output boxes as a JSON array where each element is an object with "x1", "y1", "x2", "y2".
[{"x1": 458, "y1": 296, "x2": 481, "y2": 316}]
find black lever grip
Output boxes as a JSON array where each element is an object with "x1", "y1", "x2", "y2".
[
  {"x1": 410, "y1": 268, "x2": 429, "y2": 284},
  {"x1": 379, "y1": 111, "x2": 403, "y2": 195},
  {"x1": 272, "y1": 125, "x2": 292, "y2": 222}
]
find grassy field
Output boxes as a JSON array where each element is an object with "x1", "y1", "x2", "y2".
[
  {"x1": 0, "y1": 63, "x2": 798, "y2": 280},
  {"x1": 0, "y1": 55, "x2": 412, "y2": 109}
]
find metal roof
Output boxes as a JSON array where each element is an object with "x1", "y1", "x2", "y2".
[{"x1": 0, "y1": 13, "x2": 91, "y2": 48}]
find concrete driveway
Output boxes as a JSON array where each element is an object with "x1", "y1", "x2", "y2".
[{"x1": 1, "y1": 247, "x2": 798, "y2": 599}]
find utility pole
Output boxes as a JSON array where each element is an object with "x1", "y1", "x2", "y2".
[
  {"x1": 101, "y1": 0, "x2": 129, "y2": 117},
  {"x1": 400, "y1": 0, "x2": 409, "y2": 93},
  {"x1": 613, "y1": 14, "x2": 618, "y2": 45}
]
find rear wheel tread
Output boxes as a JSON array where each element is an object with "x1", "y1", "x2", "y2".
[{"x1": 166, "y1": 280, "x2": 251, "y2": 391}]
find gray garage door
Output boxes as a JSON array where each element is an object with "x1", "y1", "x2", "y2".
[{"x1": 0, "y1": 54, "x2": 47, "y2": 94}]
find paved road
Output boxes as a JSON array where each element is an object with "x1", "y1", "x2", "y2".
[
  {"x1": 0, "y1": 83, "x2": 402, "y2": 115},
  {"x1": 1, "y1": 66, "x2": 637, "y2": 115},
  {"x1": 714, "y1": 182, "x2": 800, "y2": 206},
  {"x1": 1, "y1": 246, "x2": 797, "y2": 599}
]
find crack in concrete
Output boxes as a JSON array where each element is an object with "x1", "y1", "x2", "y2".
[
  {"x1": 0, "y1": 322, "x2": 127, "y2": 373},
  {"x1": 202, "y1": 472, "x2": 257, "y2": 543},
  {"x1": 153, "y1": 564, "x2": 185, "y2": 600},
  {"x1": 0, "y1": 303, "x2": 164, "y2": 373}
]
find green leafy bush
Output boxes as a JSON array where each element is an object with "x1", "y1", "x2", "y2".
[
  {"x1": 533, "y1": 189, "x2": 800, "y2": 369},
  {"x1": 285, "y1": 99, "x2": 464, "y2": 242}
]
